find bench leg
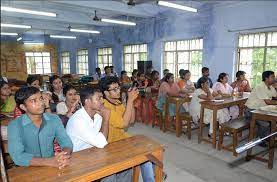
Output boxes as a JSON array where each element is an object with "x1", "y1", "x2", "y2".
[
  {"x1": 187, "y1": 120, "x2": 192, "y2": 140},
  {"x1": 218, "y1": 128, "x2": 224, "y2": 151},
  {"x1": 233, "y1": 132, "x2": 238, "y2": 157}
]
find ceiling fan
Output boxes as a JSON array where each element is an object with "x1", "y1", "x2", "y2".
[{"x1": 116, "y1": 0, "x2": 153, "y2": 6}]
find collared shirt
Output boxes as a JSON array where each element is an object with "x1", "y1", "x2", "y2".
[
  {"x1": 103, "y1": 100, "x2": 130, "y2": 143},
  {"x1": 92, "y1": 73, "x2": 101, "y2": 81},
  {"x1": 8, "y1": 113, "x2": 73, "y2": 166},
  {"x1": 245, "y1": 82, "x2": 277, "y2": 110},
  {"x1": 66, "y1": 107, "x2": 107, "y2": 152}
]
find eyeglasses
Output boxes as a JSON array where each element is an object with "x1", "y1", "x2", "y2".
[{"x1": 108, "y1": 87, "x2": 121, "y2": 92}]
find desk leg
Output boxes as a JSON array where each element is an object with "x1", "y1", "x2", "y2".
[
  {"x1": 212, "y1": 109, "x2": 218, "y2": 149},
  {"x1": 176, "y1": 102, "x2": 181, "y2": 137},
  {"x1": 198, "y1": 105, "x2": 204, "y2": 144},
  {"x1": 238, "y1": 103, "x2": 244, "y2": 117},
  {"x1": 246, "y1": 115, "x2": 256, "y2": 161},
  {"x1": 268, "y1": 121, "x2": 276, "y2": 169},
  {"x1": 154, "y1": 150, "x2": 163, "y2": 182},
  {"x1": 133, "y1": 165, "x2": 140, "y2": 182}
]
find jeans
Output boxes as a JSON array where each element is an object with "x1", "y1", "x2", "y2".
[
  {"x1": 101, "y1": 169, "x2": 132, "y2": 182},
  {"x1": 140, "y1": 162, "x2": 155, "y2": 182}
]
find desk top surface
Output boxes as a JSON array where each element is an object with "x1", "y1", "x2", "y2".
[
  {"x1": 200, "y1": 96, "x2": 248, "y2": 106},
  {"x1": 7, "y1": 135, "x2": 163, "y2": 182}
]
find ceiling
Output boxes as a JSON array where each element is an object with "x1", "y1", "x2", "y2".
[{"x1": 1, "y1": 0, "x2": 223, "y2": 36}]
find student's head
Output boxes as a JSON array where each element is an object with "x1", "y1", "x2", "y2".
[
  {"x1": 121, "y1": 70, "x2": 127, "y2": 77},
  {"x1": 132, "y1": 69, "x2": 138, "y2": 77},
  {"x1": 15, "y1": 86, "x2": 44, "y2": 115},
  {"x1": 151, "y1": 70, "x2": 160, "y2": 80},
  {"x1": 63, "y1": 84, "x2": 78, "y2": 104},
  {"x1": 137, "y1": 71, "x2": 146, "y2": 81},
  {"x1": 26, "y1": 75, "x2": 41, "y2": 89},
  {"x1": 110, "y1": 66, "x2": 114, "y2": 73},
  {"x1": 236, "y1": 71, "x2": 246, "y2": 81},
  {"x1": 197, "y1": 77, "x2": 209, "y2": 89},
  {"x1": 146, "y1": 65, "x2": 153, "y2": 74},
  {"x1": 164, "y1": 73, "x2": 174, "y2": 84},
  {"x1": 217, "y1": 73, "x2": 229, "y2": 84},
  {"x1": 163, "y1": 69, "x2": 169, "y2": 77},
  {"x1": 104, "y1": 66, "x2": 111, "y2": 74},
  {"x1": 202, "y1": 67, "x2": 210, "y2": 77},
  {"x1": 0, "y1": 78, "x2": 11, "y2": 98},
  {"x1": 100, "y1": 76, "x2": 121, "y2": 99},
  {"x1": 49, "y1": 75, "x2": 63, "y2": 92},
  {"x1": 80, "y1": 87, "x2": 103, "y2": 111},
  {"x1": 179, "y1": 69, "x2": 185, "y2": 78},
  {"x1": 184, "y1": 70, "x2": 191, "y2": 80},
  {"x1": 96, "y1": 67, "x2": 101, "y2": 74},
  {"x1": 262, "y1": 71, "x2": 275, "y2": 84}
]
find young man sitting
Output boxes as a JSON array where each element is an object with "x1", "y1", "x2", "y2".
[
  {"x1": 99, "y1": 76, "x2": 156, "y2": 182},
  {"x1": 245, "y1": 71, "x2": 277, "y2": 147},
  {"x1": 66, "y1": 87, "x2": 132, "y2": 182},
  {"x1": 8, "y1": 86, "x2": 73, "y2": 168}
]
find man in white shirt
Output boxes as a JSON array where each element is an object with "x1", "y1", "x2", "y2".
[
  {"x1": 245, "y1": 71, "x2": 277, "y2": 147},
  {"x1": 92, "y1": 67, "x2": 102, "y2": 81},
  {"x1": 66, "y1": 87, "x2": 131, "y2": 182}
]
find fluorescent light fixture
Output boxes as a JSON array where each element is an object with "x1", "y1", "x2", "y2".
[
  {"x1": 158, "y1": 1, "x2": 197, "y2": 13},
  {"x1": 1, "y1": 32, "x2": 18, "y2": 36},
  {"x1": 70, "y1": 28, "x2": 100, "y2": 34},
  {"x1": 17, "y1": 37, "x2": 22, "y2": 41},
  {"x1": 1, "y1": 23, "x2": 31, "y2": 29},
  {"x1": 1, "y1": 6, "x2": 56, "y2": 17},
  {"x1": 50, "y1": 35, "x2": 76, "y2": 39},
  {"x1": 101, "y1": 18, "x2": 136, "y2": 26},
  {"x1": 24, "y1": 42, "x2": 44, "y2": 45}
]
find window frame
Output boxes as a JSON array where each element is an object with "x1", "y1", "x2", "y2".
[
  {"x1": 25, "y1": 51, "x2": 51, "y2": 74},
  {"x1": 97, "y1": 47, "x2": 113, "y2": 71},
  {"x1": 76, "y1": 49, "x2": 89, "y2": 75},
  {"x1": 61, "y1": 51, "x2": 70, "y2": 74}
]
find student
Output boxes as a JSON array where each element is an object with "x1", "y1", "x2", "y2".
[
  {"x1": 92, "y1": 67, "x2": 102, "y2": 81},
  {"x1": 49, "y1": 75, "x2": 65, "y2": 112},
  {"x1": 101, "y1": 66, "x2": 113, "y2": 78},
  {"x1": 156, "y1": 73, "x2": 188, "y2": 117},
  {"x1": 245, "y1": 71, "x2": 277, "y2": 146},
  {"x1": 120, "y1": 70, "x2": 132, "y2": 85},
  {"x1": 66, "y1": 87, "x2": 131, "y2": 182},
  {"x1": 196, "y1": 67, "x2": 213, "y2": 88},
  {"x1": 161, "y1": 69, "x2": 169, "y2": 82},
  {"x1": 145, "y1": 65, "x2": 153, "y2": 80},
  {"x1": 109, "y1": 66, "x2": 118, "y2": 77},
  {"x1": 213, "y1": 73, "x2": 239, "y2": 119},
  {"x1": 56, "y1": 84, "x2": 80, "y2": 119},
  {"x1": 148, "y1": 70, "x2": 161, "y2": 89},
  {"x1": 177, "y1": 69, "x2": 195, "y2": 94},
  {"x1": 26, "y1": 75, "x2": 42, "y2": 90},
  {"x1": 0, "y1": 77, "x2": 16, "y2": 113},
  {"x1": 8, "y1": 86, "x2": 73, "y2": 168},
  {"x1": 131, "y1": 69, "x2": 138, "y2": 83},
  {"x1": 189, "y1": 77, "x2": 228, "y2": 134},
  {"x1": 231, "y1": 70, "x2": 251, "y2": 92},
  {"x1": 100, "y1": 76, "x2": 155, "y2": 182}
]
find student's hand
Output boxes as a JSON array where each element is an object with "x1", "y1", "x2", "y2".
[
  {"x1": 98, "y1": 105, "x2": 111, "y2": 119},
  {"x1": 55, "y1": 151, "x2": 71, "y2": 169},
  {"x1": 42, "y1": 93, "x2": 51, "y2": 108},
  {"x1": 127, "y1": 87, "x2": 139, "y2": 102}
]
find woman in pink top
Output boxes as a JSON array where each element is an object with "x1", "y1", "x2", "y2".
[
  {"x1": 156, "y1": 73, "x2": 188, "y2": 116},
  {"x1": 213, "y1": 73, "x2": 239, "y2": 120},
  {"x1": 231, "y1": 71, "x2": 251, "y2": 92}
]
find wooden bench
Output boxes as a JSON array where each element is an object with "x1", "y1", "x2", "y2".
[
  {"x1": 152, "y1": 105, "x2": 164, "y2": 130},
  {"x1": 218, "y1": 117, "x2": 249, "y2": 156}
]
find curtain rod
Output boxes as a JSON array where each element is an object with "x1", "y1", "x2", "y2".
[{"x1": 228, "y1": 26, "x2": 277, "y2": 33}]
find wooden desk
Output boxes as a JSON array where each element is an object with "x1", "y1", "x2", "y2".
[
  {"x1": 246, "y1": 110, "x2": 277, "y2": 169},
  {"x1": 165, "y1": 96, "x2": 192, "y2": 137},
  {"x1": 7, "y1": 135, "x2": 164, "y2": 182},
  {"x1": 198, "y1": 96, "x2": 247, "y2": 148}
]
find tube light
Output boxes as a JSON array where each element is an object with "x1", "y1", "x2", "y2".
[
  {"x1": 1, "y1": 32, "x2": 18, "y2": 36},
  {"x1": 24, "y1": 42, "x2": 44, "y2": 45},
  {"x1": 50, "y1": 35, "x2": 76, "y2": 39},
  {"x1": 1, "y1": 6, "x2": 57, "y2": 17},
  {"x1": 17, "y1": 37, "x2": 22, "y2": 41},
  {"x1": 158, "y1": 1, "x2": 197, "y2": 13},
  {"x1": 101, "y1": 18, "x2": 136, "y2": 26},
  {"x1": 70, "y1": 28, "x2": 100, "y2": 34},
  {"x1": 1, "y1": 23, "x2": 31, "y2": 29}
]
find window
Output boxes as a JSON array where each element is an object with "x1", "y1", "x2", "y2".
[
  {"x1": 97, "y1": 47, "x2": 112, "y2": 70},
  {"x1": 25, "y1": 52, "x2": 51, "y2": 74},
  {"x1": 61, "y1": 52, "x2": 70, "y2": 74},
  {"x1": 77, "y1": 49, "x2": 89, "y2": 75},
  {"x1": 124, "y1": 44, "x2": 147, "y2": 75},
  {"x1": 237, "y1": 32, "x2": 277, "y2": 87},
  {"x1": 163, "y1": 38, "x2": 203, "y2": 82}
]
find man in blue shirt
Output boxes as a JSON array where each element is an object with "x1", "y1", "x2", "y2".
[
  {"x1": 196, "y1": 67, "x2": 213, "y2": 88},
  {"x1": 8, "y1": 86, "x2": 73, "y2": 168}
]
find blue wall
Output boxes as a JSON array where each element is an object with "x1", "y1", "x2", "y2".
[{"x1": 38, "y1": 1, "x2": 277, "y2": 80}]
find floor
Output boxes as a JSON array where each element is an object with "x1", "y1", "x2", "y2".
[{"x1": 128, "y1": 123, "x2": 277, "y2": 182}]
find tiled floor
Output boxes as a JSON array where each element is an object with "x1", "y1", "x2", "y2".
[{"x1": 128, "y1": 123, "x2": 277, "y2": 182}]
